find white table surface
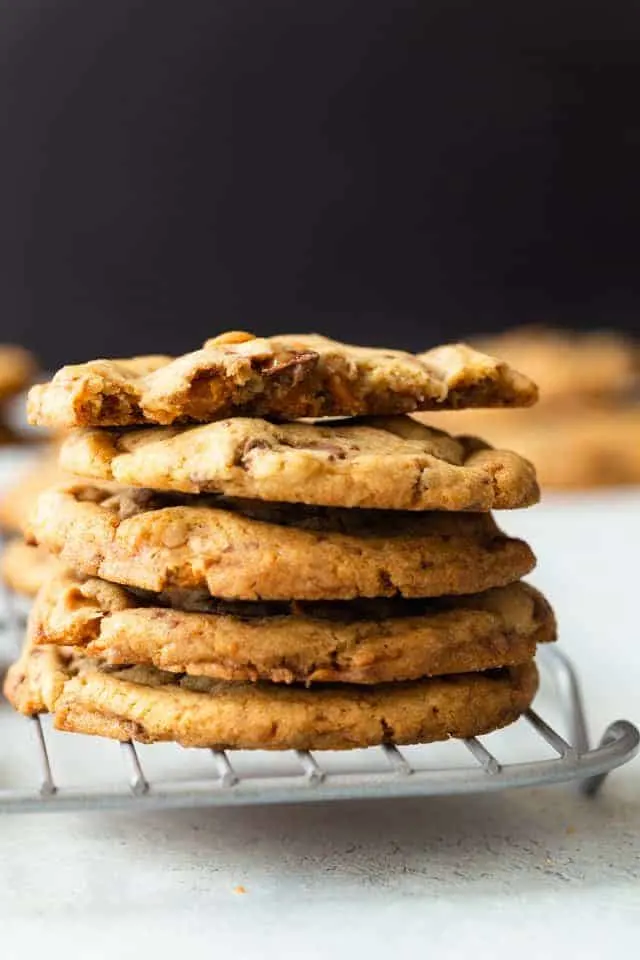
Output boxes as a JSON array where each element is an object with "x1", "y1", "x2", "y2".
[{"x1": 0, "y1": 449, "x2": 638, "y2": 958}]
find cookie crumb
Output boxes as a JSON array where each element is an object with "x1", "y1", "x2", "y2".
[{"x1": 233, "y1": 885, "x2": 247, "y2": 895}]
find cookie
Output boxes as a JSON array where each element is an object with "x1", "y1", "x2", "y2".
[
  {"x1": 32, "y1": 571, "x2": 555, "y2": 684},
  {"x1": 417, "y1": 406, "x2": 640, "y2": 489},
  {"x1": 0, "y1": 539, "x2": 59, "y2": 597},
  {"x1": 0, "y1": 344, "x2": 37, "y2": 402},
  {"x1": 504, "y1": 408, "x2": 640, "y2": 488},
  {"x1": 27, "y1": 332, "x2": 538, "y2": 429},
  {"x1": 28, "y1": 484, "x2": 535, "y2": 600},
  {"x1": 60, "y1": 415, "x2": 539, "y2": 511},
  {"x1": 4, "y1": 634, "x2": 539, "y2": 749},
  {"x1": 473, "y1": 327, "x2": 639, "y2": 407},
  {"x1": 3, "y1": 635, "x2": 77, "y2": 715},
  {"x1": 0, "y1": 452, "x2": 67, "y2": 534}
]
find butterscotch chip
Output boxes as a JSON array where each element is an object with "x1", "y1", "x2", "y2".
[
  {"x1": 0, "y1": 344, "x2": 37, "y2": 402},
  {"x1": 4, "y1": 634, "x2": 539, "y2": 750},
  {"x1": 209, "y1": 331, "x2": 256, "y2": 346},
  {"x1": 31, "y1": 571, "x2": 555, "y2": 684},
  {"x1": 28, "y1": 483, "x2": 536, "y2": 600},
  {"x1": 0, "y1": 539, "x2": 60, "y2": 597},
  {"x1": 60, "y1": 416, "x2": 538, "y2": 511},
  {"x1": 27, "y1": 333, "x2": 537, "y2": 428}
]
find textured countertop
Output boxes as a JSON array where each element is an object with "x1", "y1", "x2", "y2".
[{"x1": 0, "y1": 447, "x2": 638, "y2": 958}]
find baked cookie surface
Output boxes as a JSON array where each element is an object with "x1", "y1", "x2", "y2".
[
  {"x1": 60, "y1": 415, "x2": 538, "y2": 511},
  {"x1": 28, "y1": 332, "x2": 537, "y2": 428},
  {"x1": 3, "y1": 637, "x2": 76, "y2": 715},
  {"x1": 28, "y1": 484, "x2": 536, "y2": 599},
  {"x1": 32, "y1": 571, "x2": 555, "y2": 684},
  {"x1": 4, "y1": 635, "x2": 539, "y2": 750}
]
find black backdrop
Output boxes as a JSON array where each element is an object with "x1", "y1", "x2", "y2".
[{"x1": 1, "y1": 0, "x2": 640, "y2": 365}]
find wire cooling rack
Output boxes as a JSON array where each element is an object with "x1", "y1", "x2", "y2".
[{"x1": 0, "y1": 584, "x2": 637, "y2": 814}]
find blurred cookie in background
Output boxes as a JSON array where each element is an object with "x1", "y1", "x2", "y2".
[
  {"x1": 473, "y1": 327, "x2": 639, "y2": 409},
  {"x1": 0, "y1": 449, "x2": 64, "y2": 535},
  {"x1": 0, "y1": 539, "x2": 58, "y2": 598},
  {"x1": 416, "y1": 327, "x2": 640, "y2": 489},
  {"x1": 0, "y1": 449, "x2": 66, "y2": 597},
  {"x1": 423, "y1": 405, "x2": 640, "y2": 490},
  {"x1": 0, "y1": 345, "x2": 39, "y2": 444},
  {"x1": 0, "y1": 345, "x2": 37, "y2": 404}
]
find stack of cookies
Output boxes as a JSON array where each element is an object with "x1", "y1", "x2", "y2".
[
  {"x1": 0, "y1": 345, "x2": 36, "y2": 444},
  {"x1": 421, "y1": 327, "x2": 640, "y2": 489},
  {"x1": 4, "y1": 333, "x2": 555, "y2": 752}
]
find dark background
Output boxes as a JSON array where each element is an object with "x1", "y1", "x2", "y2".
[{"x1": 1, "y1": 0, "x2": 640, "y2": 366}]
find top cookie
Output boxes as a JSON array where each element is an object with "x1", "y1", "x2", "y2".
[
  {"x1": 474, "y1": 327, "x2": 639, "y2": 406},
  {"x1": 0, "y1": 344, "x2": 37, "y2": 402},
  {"x1": 59, "y1": 415, "x2": 539, "y2": 511},
  {"x1": 27, "y1": 332, "x2": 538, "y2": 428}
]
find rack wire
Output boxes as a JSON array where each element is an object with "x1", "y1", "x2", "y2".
[{"x1": 0, "y1": 583, "x2": 637, "y2": 814}]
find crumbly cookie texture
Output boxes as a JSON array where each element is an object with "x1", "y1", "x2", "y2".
[
  {"x1": 60, "y1": 415, "x2": 539, "y2": 511},
  {"x1": 0, "y1": 451, "x2": 67, "y2": 534},
  {"x1": 27, "y1": 332, "x2": 538, "y2": 429},
  {"x1": 0, "y1": 539, "x2": 60, "y2": 597},
  {"x1": 4, "y1": 634, "x2": 539, "y2": 749},
  {"x1": 417, "y1": 406, "x2": 640, "y2": 489},
  {"x1": 3, "y1": 629, "x2": 78, "y2": 715},
  {"x1": 0, "y1": 344, "x2": 37, "y2": 402},
  {"x1": 28, "y1": 484, "x2": 535, "y2": 600},
  {"x1": 31, "y1": 572, "x2": 555, "y2": 684},
  {"x1": 473, "y1": 326, "x2": 639, "y2": 406}
]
